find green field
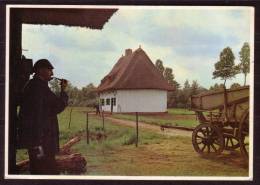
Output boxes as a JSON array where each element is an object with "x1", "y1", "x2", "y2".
[
  {"x1": 16, "y1": 107, "x2": 248, "y2": 176},
  {"x1": 111, "y1": 108, "x2": 199, "y2": 128},
  {"x1": 167, "y1": 108, "x2": 195, "y2": 115}
]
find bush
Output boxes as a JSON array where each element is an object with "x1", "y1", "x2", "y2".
[
  {"x1": 176, "y1": 103, "x2": 186, "y2": 108},
  {"x1": 122, "y1": 134, "x2": 137, "y2": 145}
]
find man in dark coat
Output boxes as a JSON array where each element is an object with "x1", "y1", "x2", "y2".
[{"x1": 19, "y1": 59, "x2": 68, "y2": 174}]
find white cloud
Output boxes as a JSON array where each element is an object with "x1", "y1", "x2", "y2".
[{"x1": 22, "y1": 7, "x2": 253, "y2": 89}]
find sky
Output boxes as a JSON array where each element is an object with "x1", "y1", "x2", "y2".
[{"x1": 22, "y1": 7, "x2": 254, "y2": 89}]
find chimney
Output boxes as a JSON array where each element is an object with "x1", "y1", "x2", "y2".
[{"x1": 125, "y1": 49, "x2": 132, "y2": 56}]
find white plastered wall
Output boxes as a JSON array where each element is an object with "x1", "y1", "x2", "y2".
[{"x1": 100, "y1": 89, "x2": 167, "y2": 113}]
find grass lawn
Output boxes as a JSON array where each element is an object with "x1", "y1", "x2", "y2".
[
  {"x1": 167, "y1": 108, "x2": 195, "y2": 115},
  {"x1": 16, "y1": 107, "x2": 248, "y2": 176},
  {"x1": 111, "y1": 108, "x2": 199, "y2": 128}
]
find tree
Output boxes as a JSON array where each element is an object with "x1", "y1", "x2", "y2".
[
  {"x1": 154, "y1": 60, "x2": 182, "y2": 107},
  {"x1": 239, "y1": 42, "x2": 250, "y2": 86},
  {"x1": 209, "y1": 83, "x2": 218, "y2": 90},
  {"x1": 210, "y1": 83, "x2": 226, "y2": 91},
  {"x1": 81, "y1": 83, "x2": 98, "y2": 106},
  {"x1": 167, "y1": 91, "x2": 176, "y2": 108},
  {"x1": 191, "y1": 80, "x2": 199, "y2": 95},
  {"x1": 230, "y1": 83, "x2": 241, "y2": 89},
  {"x1": 155, "y1": 59, "x2": 165, "y2": 75},
  {"x1": 164, "y1": 67, "x2": 174, "y2": 85},
  {"x1": 67, "y1": 86, "x2": 80, "y2": 106},
  {"x1": 219, "y1": 83, "x2": 225, "y2": 89},
  {"x1": 163, "y1": 67, "x2": 180, "y2": 89},
  {"x1": 183, "y1": 79, "x2": 191, "y2": 89},
  {"x1": 182, "y1": 80, "x2": 192, "y2": 108},
  {"x1": 212, "y1": 47, "x2": 238, "y2": 87},
  {"x1": 175, "y1": 90, "x2": 186, "y2": 108}
]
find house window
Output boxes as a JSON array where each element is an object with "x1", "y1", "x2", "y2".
[
  {"x1": 111, "y1": 98, "x2": 116, "y2": 106},
  {"x1": 100, "y1": 99, "x2": 104, "y2": 106},
  {"x1": 106, "y1": 98, "x2": 110, "y2": 105}
]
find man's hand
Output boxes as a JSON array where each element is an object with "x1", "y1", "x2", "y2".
[
  {"x1": 33, "y1": 145, "x2": 45, "y2": 159},
  {"x1": 60, "y1": 79, "x2": 68, "y2": 91}
]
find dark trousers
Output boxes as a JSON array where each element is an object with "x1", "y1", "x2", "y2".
[{"x1": 28, "y1": 148, "x2": 59, "y2": 175}]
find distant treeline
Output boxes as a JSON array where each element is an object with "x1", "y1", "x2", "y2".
[
  {"x1": 166, "y1": 81, "x2": 243, "y2": 108},
  {"x1": 49, "y1": 42, "x2": 250, "y2": 108},
  {"x1": 49, "y1": 78, "x2": 244, "y2": 109},
  {"x1": 50, "y1": 80, "x2": 98, "y2": 107}
]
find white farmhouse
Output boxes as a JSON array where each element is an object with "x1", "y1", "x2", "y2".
[{"x1": 97, "y1": 47, "x2": 175, "y2": 113}]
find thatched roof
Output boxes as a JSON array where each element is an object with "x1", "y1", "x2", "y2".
[
  {"x1": 15, "y1": 8, "x2": 117, "y2": 29},
  {"x1": 97, "y1": 47, "x2": 175, "y2": 92}
]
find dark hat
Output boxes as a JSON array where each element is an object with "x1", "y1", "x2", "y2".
[{"x1": 33, "y1": 59, "x2": 54, "y2": 73}]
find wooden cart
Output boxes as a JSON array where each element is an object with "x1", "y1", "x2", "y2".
[{"x1": 190, "y1": 86, "x2": 249, "y2": 159}]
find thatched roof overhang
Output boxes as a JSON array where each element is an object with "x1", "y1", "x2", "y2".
[{"x1": 14, "y1": 8, "x2": 117, "y2": 29}]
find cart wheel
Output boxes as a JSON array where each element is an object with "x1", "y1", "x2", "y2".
[
  {"x1": 239, "y1": 111, "x2": 249, "y2": 160},
  {"x1": 224, "y1": 135, "x2": 240, "y2": 151},
  {"x1": 192, "y1": 123, "x2": 224, "y2": 155}
]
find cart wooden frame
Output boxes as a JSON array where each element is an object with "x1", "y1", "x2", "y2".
[{"x1": 190, "y1": 86, "x2": 249, "y2": 160}]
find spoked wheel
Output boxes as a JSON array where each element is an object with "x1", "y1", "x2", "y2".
[
  {"x1": 239, "y1": 111, "x2": 249, "y2": 160},
  {"x1": 223, "y1": 135, "x2": 240, "y2": 151},
  {"x1": 192, "y1": 123, "x2": 224, "y2": 155}
]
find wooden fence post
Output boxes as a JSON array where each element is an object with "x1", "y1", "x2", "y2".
[
  {"x1": 136, "y1": 112, "x2": 139, "y2": 147},
  {"x1": 68, "y1": 108, "x2": 73, "y2": 129},
  {"x1": 102, "y1": 111, "x2": 105, "y2": 131},
  {"x1": 86, "y1": 112, "x2": 89, "y2": 144}
]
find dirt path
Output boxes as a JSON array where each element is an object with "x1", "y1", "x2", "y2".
[{"x1": 105, "y1": 116, "x2": 192, "y2": 137}]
